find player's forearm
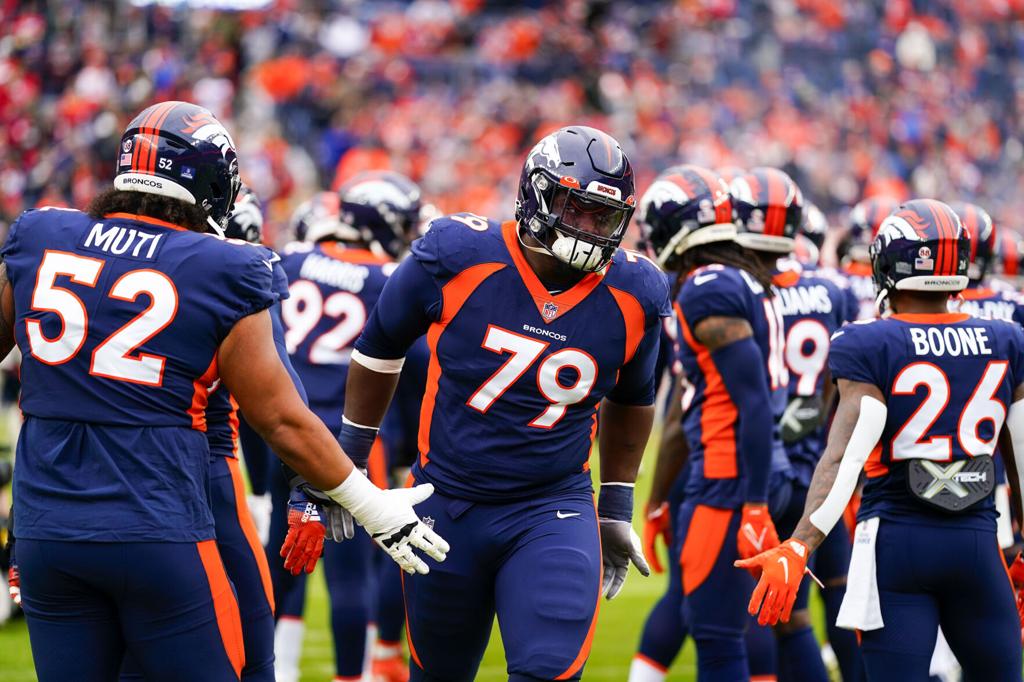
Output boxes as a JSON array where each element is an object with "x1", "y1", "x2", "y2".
[
  {"x1": 254, "y1": 407, "x2": 354, "y2": 490},
  {"x1": 0, "y1": 264, "x2": 16, "y2": 361},
  {"x1": 343, "y1": 358, "x2": 402, "y2": 428},
  {"x1": 599, "y1": 400, "x2": 655, "y2": 483},
  {"x1": 647, "y1": 385, "x2": 688, "y2": 507}
]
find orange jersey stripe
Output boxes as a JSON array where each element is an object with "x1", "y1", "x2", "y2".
[
  {"x1": 226, "y1": 456, "x2": 276, "y2": 613},
  {"x1": 607, "y1": 285, "x2": 646, "y2": 364},
  {"x1": 678, "y1": 312, "x2": 739, "y2": 478},
  {"x1": 104, "y1": 212, "x2": 188, "y2": 232},
  {"x1": 863, "y1": 442, "x2": 887, "y2": 478},
  {"x1": 554, "y1": 496, "x2": 602, "y2": 680},
  {"x1": 196, "y1": 540, "x2": 246, "y2": 677},
  {"x1": 368, "y1": 436, "x2": 388, "y2": 488},
  {"x1": 319, "y1": 242, "x2": 393, "y2": 265},
  {"x1": 417, "y1": 262, "x2": 506, "y2": 467},
  {"x1": 680, "y1": 505, "x2": 733, "y2": 594},
  {"x1": 189, "y1": 356, "x2": 220, "y2": 430}
]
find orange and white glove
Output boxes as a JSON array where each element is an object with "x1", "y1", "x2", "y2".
[
  {"x1": 1008, "y1": 553, "x2": 1024, "y2": 641},
  {"x1": 643, "y1": 502, "x2": 672, "y2": 575},
  {"x1": 735, "y1": 538, "x2": 809, "y2": 626},
  {"x1": 737, "y1": 503, "x2": 780, "y2": 563}
]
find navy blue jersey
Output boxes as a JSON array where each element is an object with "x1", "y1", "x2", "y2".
[
  {"x1": 954, "y1": 287, "x2": 1024, "y2": 325},
  {"x1": 829, "y1": 313, "x2": 1024, "y2": 528},
  {"x1": 280, "y1": 242, "x2": 394, "y2": 435},
  {"x1": 4, "y1": 208, "x2": 277, "y2": 541},
  {"x1": 774, "y1": 264, "x2": 849, "y2": 484},
  {"x1": 839, "y1": 262, "x2": 877, "y2": 321},
  {"x1": 675, "y1": 264, "x2": 789, "y2": 507},
  {"x1": 354, "y1": 215, "x2": 671, "y2": 501}
]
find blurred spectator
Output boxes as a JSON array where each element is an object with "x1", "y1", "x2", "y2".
[{"x1": 3, "y1": 0, "x2": 1024, "y2": 251}]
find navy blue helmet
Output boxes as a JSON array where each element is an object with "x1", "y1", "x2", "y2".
[
  {"x1": 515, "y1": 126, "x2": 636, "y2": 272},
  {"x1": 288, "y1": 191, "x2": 341, "y2": 243},
  {"x1": 637, "y1": 164, "x2": 734, "y2": 269},
  {"x1": 870, "y1": 199, "x2": 969, "y2": 297},
  {"x1": 225, "y1": 185, "x2": 263, "y2": 244},
  {"x1": 949, "y1": 201, "x2": 997, "y2": 285},
  {"x1": 730, "y1": 167, "x2": 804, "y2": 254},
  {"x1": 114, "y1": 101, "x2": 240, "y2": 234},
  {"x1": 336, "y1": 171, "x2": 423, "y2": 258}
]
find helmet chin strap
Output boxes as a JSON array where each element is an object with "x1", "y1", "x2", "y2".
[{"x1": 206, "y1": 215, "x2": 226, "y2": 237}]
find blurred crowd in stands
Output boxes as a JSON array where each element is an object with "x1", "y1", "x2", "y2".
[{"x1": 3, "y1": 0, "x2": 1024, "y2": 254}]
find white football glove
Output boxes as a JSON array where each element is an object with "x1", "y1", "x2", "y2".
[
  {"x1": 599, "y1": 519, "x2": 650, "y2": 599},
  {"x1": 325, "y1": 469, "x2": 449, "y2": 574}
]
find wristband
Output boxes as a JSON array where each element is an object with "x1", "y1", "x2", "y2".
[
  {"x1": 339, "y1": 416, "x2": 379, "y2": 470},
  {"x1": 598, "y1": 482, "x2": 634, "y2": 522},
  {"x1": 324, "y1": 467, "x2": 378, "y2": 520}
]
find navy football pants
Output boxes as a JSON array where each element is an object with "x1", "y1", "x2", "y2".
[
  {"x1": 860, "y1": 520, "x2": 1021, "y2": 682},
  {"x1": 403, "y1": 487, "x2": 601, "y2": 681},
  {"x1": 119, "y1": 456, "x2": 275, "y2": 681},
  {"x1": 19, "y1": 538, "x2": 245, "y2": 681},
  {"x1": 324, "y1": 526, "x2": 378, "y2": 679}
]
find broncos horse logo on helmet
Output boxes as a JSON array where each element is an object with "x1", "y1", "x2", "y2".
[
  {"x1": 637, "y1": 164, "x2": 734, "y2": 269},
  {"x1": 870, "y1": 198, "x2": 970, "y2": 310},
  {"x1": 225, "y1": 185, "x2": 264, "y2": 244},
  {"x1": 840, "y1": 195, "x2": 901, "y2": 265},
  {"x1": 515, "y1": 126, "x2": 636, "y2": 273},
  {"x1": 337, "y1": 171, "x2": 423, "y2": 259},
  {"x1": 114, "y1": 101, "x2": 240, "y2": 235}
]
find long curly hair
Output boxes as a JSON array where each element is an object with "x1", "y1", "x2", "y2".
[
  {"x1": 88, "y1": 188, "x2": 208, "y2": 233},
  {"x1": 673, "y1": 240, "x2": 776, "y2": 297}
]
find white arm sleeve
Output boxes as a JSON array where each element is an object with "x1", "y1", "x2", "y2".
[
  {"x1": 1004, "y1": 398, "x2": 1024, "y2": 518},
  {"x1": 351, "y1": 349, "x2": 405, "y2": 374},
  {"x1": 808, "y1": 395, "x2": 887, "y2": 536}
]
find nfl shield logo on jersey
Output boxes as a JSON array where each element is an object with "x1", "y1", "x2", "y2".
[{"x1": 542, "y1": 301, "x2": 559, "y2": 320}]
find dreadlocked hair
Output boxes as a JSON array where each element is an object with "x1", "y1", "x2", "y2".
[
  {"x1": 88, "y1": 188, "x2": 208, "y2": 233},
  {"x1": 674, "y1": 240, "x2": 775, "y2": 297}
]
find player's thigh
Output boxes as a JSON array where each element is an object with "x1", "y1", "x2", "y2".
[
  {"x1": 936, "y1": 529, "x2": 1022, "y2": 681},
  {"x1": 18, "y1": 539, "x2": 125, "y2": 682},
  {"x1": 404, "y1": 491, "x2": 496, "y2": 681},
  {"x1": 495, "y1": 493, "x2": 601, "y2": 681},
  {"x1": 210, "y1": 457, "x2": 276, "y2": 680},
  {"x1": 860, "y1": 523, "x2": 939, "y2": 681},
  {"x1": 119, "y1": 541, "x2": 245, "y2": 682},
  {"x1": 676, "y1": 502, "x2": 751, "y2": 637}
]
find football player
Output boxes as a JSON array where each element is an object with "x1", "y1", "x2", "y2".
[
  {"x1": 637, "y1": 163, "x2": 790, "y2": 681},
  {"x1": 4, "y1": 101, "x2": 447, "y2": 682},
  {"x1": 949, "y1": 201, "x2": 1024, "y2": 325},
  {"x1": 278, "y1": 170, "x2": 424, "y2": 682},
  {"x1": 837, "y1": 196, "x2": 901, "y2": 320},
  {"x1": 336, "y1": 126, "x2": 669, "y2": 681},
  {"x1": 740, "y1": 199, "x2": 1024, "y2": 680}
]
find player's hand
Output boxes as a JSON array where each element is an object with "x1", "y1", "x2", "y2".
[
  {"x1": 737, "y1": 503, "x2": 780, "y2": 568},
  {"x1": 734, "y1": 539, "x2": 809, "y2": 626},
  {"x1": 1008, "y1": 553, "x2": 1024, "y2": 639},
  {"x1": 297, "y1": 481, "x2": 355, "y2": 541},
  {"x1": 281, "y1": 497, "x2": 326, "y2": 575},
  {"x1": 642, "y1": 502, "x2": 672, "y2": 575},
  {"x1": 7, "y1": 565, "x2": 20, "y2": 606},
  {"x1": 599, "y1": 519, "x2": 650, "y2": 599}
]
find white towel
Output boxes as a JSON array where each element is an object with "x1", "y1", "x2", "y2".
[{"x1": 836, "y1": 516, "x2": 884, "y2": 631}]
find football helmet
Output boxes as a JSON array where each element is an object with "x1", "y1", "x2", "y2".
[
  {"x1": 637, "y1": 165, "x2": 734, "y2": 268},
  {"x1": 515, "y1": 126, "x2": 636, "y2": 272},
  {"x1": 336, "y1": 171, "x2": 423, "y2": 258},
  {"x1": 840, "y1": 196, "x2": 901, "y2": 264},
  {"x1": 870, "y1": 199, "x2": 969, "y2": 298},
  {"x1": 801, "y1": 202, "x2": 828, "y2": 250},
  {"x1": 949, "y1": 202, "x2": 997, "y2": 285},
  {"x1": 225, "y1": 185, "x2": 263, "y2": 244},
  {"x1": 114, "y1": 100, "x2": 240, "y2": 234},
  {"x1": 288, "y1": 192, "x2": 343, "y2": 243},
  {"x1": 998, "y1": 229, "x2": 1022, "y2": 278},
  {"x1": 730, "y1": 167, "x2": 804, "y2": 254}
]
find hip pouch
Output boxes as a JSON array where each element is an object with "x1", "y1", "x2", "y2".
[{"x1": 906, "y1": 455, "x2": 995, "y2": 513}]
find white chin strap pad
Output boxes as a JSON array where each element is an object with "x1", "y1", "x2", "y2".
[
  {"x1": 809, "y1": 395, "x2": 887, "y2": 536},
  {"x1": 550, "y1": 231, "x2": 604, "y2": 271},
  {"x1": 1005, "y1": 399, "x2": 1024, "y2": 517}
]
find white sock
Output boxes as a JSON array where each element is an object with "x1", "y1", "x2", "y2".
[
  {"x1": 628, "y1": 655, "x2": 667, "y2": 682},
  {"x1": 274, "y1": 617, "x2": 305, "y2": 682},
  {"x1": 374, "y1": 640, "x2": 403, "y2": 660}
]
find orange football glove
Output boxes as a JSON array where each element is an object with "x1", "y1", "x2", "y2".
[
  {"x1": 643, "y1": 502, "x2": 672, "y2": 574},
  {"x1": 735, "y1": 538, "x2": 809, "y2": 626},
  {"x1": 280, "y1": 500, "x2": 326, "y2": 575},
  {"x1": 737, "y1": 503, "x2": 780, "y2": 565}
]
